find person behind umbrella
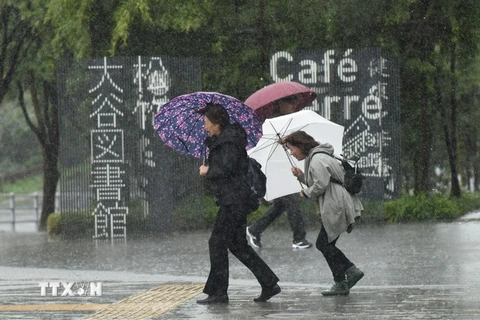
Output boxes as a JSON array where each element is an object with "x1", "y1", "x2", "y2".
[
  {"x1": 247, "y1": 95, "x2": 313, "y2": 249},
  {"x1": 196, "y1": 103, "x2": 281, "y2": 304},
  {"x1": 282, "y1": 130, "x2": 364, "y2": 296}
]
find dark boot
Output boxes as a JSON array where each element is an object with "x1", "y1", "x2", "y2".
[
  {"x1": 346, "y1": 265, "x2": 364, "y2": 289},
  {"x1": 253, "y1": 284, "x2": 281, "y2": 302},
  {"x1": 196, "y1": 294, "x2": 229, "y2": 304},
  {"x1": 321, "y1": 281, "x2": 349, "y2": 296}
]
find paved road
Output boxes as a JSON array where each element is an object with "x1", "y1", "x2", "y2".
[{"x1": 0, "y1": 211, "x2": 479, "y2": 319}]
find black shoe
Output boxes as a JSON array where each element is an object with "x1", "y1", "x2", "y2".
[
  {"x1": 196, "y1": 294, "x2": 229, "y2": 304},
  {"x1": 254, "y1": 284, "x2": 281, "y2": 302},
  {"x1": 246, "y1": 227, "x2": 262, "y2": 248},
  {"x1": 292, "y1": 239, "x2": 312, "y2": 249}
]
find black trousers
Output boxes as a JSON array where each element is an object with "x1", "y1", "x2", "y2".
[
  {"x1": 316, "y1": 225, "x2": 354, "y2": 282},
  {"x1": 203, "y1": 204, "x2": 279, "y2": 296},
  {"x1": 249, "y1": 194, "x2": 307, "y2": 242}
]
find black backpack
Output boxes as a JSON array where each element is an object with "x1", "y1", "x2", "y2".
[
  {"x1": 244, "y1": 157, "x2": 267, "y2": 210},
  {"x1": 338, "y1": 156, "x2": 364, "y2": 195},
  {"x1": 315, "y1": 152, "x2": 364, "y2": 195}
]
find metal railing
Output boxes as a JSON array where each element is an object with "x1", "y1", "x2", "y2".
[{"x1": 0, "y1": 193, "x2": 60, "y2": 232}]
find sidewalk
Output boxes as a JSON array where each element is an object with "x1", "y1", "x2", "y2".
[
  {"x1": 1, "y1": 277, "x2": 479, "y2": 319},
  {"x1": 0, "y1": 218, "x2": 479, "y2": 319}
]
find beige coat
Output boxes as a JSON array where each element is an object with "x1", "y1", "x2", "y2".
[{"x1": 297, "y1": 144, "x2": 357, "y2": 243}]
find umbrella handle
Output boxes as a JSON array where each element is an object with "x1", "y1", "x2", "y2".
[
  {"x1": 281, "y1": 144, "x2": 297, "y2": 168},
  {"x1": 280, "y1": 142, "x2": 305, "y2": 190},
  {"x1": 202, "y1": 144, "x2": 207, "y2": 166}
]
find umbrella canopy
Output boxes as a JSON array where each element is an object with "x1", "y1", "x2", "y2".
[
  {"x1": 248, "y1": 110, "x2": 344, "y2": 201},
  {"x1": 154, "y1": 92, "x2": 262, "y2": 159},
  {"x1": 244, "y1": 81, "x2": 317, "y2": 121}
]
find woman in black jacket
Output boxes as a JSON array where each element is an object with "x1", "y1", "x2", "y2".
[{"x1": 197, "y1": 103, "x2": 280, "y2": 304}]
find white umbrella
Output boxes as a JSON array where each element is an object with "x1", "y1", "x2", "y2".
[{"x1": 248, "y1": 110, "x2": 344, "y2": 201}]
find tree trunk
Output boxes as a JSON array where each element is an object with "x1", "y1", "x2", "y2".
[
  {"x1": 39, "y1": 150, "x2": 59, "y2": 230},
  {"x1": 476, "y1": 156, "x2": 480, "y2": 192},
  {"x1": 415, "y1": 74, "x2": 433, "y2": 194},
  {"x1": 18, "y1": 73, "x2": 60, "y2": 231},
  {"x1": 38, "y1": 80, "x2": 60, "y2": 230},
  {"x1": 419, "y1": 105, "x2": 433, "y2": 194},
  {"x1": 434, "y1": 43, "x2": 461, "y2": 198},
  {"x1": 473, "y1": 92, "x2": 480, "y2": 191},
  {"x1": 446, "y1": 41, "x2": 461, "y2": 197},
  {"x1": 461, "y1": 92, "x2": 476, "y2": 191}
]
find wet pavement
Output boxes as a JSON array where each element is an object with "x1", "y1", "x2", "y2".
[{"x1": 0, "y1": 213, "x2": 479, "y2": 319}]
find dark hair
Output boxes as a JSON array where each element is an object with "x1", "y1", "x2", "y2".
[
  {"x1": 282, "y1": 131, "x2": 319, "y2": 155},
  {"x1": 278, "y1": 95, "x2": 298, "y2": 104},
  {"x1": 273, "y1": 95, "x2": 299, "y2": 115},
  {"x1": 198, "y1": 103, "x2": 230, "y2": 130}
]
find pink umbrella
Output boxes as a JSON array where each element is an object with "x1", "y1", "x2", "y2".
[{"x1": 244, "y1": 81, "x2": 317, "y2": 121}]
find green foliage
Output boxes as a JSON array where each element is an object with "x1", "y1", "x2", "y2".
[
  {"x1": 125, "y1": 199, "x2": 148, "y2": 233},
  {"x1": 0, "y1": 98, "x2": 42, "y2": 187},
  {"x1": 248, "y1": 199, "x2": 321, "y2": 229},
  {"x1": 46, "y1": 212, "x2": 61, "y2": 236},
  {"x1": 360, "y1": 200, "x2": 388, "y2": 223},
  {"x1": 45, "y1": 193, "x2": 480, "y2": 235},
  {"x1": 383, "y1": 193, "x2": 480, "y2": 222},
  {"x1": 45, "y1": 0, "x2": 95, "y2": 58},
  {"x1": 153, "y1": 1, "x2": 211, "y2": 32},
  {"x1": 109, "y1": 0, "x2": 213, "y2": 54},
  {"x1": 173, "y1": 196, "x2": 319, "y2": 231},
  {"x1": 47, "y1": 210, "x2": 94, "y2": 238},
  {"x1": 247, "y1": 201, "x2": 273, "y2": 224},
  {"x1": 1, "y1": 173, "x2": 43, "y2": 193},
  {"x1": 110, "y1": 0, "x2": 153, "y2": 54},
  {"x1": 452, "y1": 192, "x2": 480, "y2": 213},
  {"x1": 172, "y1": 195, "x2": 215, "y2": 231},
  {"x1": 46, "y1": 199, "x2": 151, "y2": 236},
  {"x1": 5, "y1": 0, "x2": 480, "y2": 210},
  {"x1": 61, "y1": 210, "x2": 95, "y2": 237}
]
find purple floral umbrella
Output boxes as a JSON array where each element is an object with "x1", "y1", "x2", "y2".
[{"x1": 154, "y1": 92, "x2": 263, "y2": 159}]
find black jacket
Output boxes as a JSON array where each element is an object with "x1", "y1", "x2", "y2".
[{"x1": 205, "y1": 123, "x2": 251, "y2": 206}]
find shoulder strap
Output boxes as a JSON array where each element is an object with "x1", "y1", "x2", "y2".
[
  {"x1": 310, "y1": 151, "x2": 343, "y2": 186},
  {"x1": 311, "y1": 150, "x2": 342, "y2": 161}
]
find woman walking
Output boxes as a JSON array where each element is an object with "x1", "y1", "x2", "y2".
[
  {"x1": 197, "y1": 103, "x2": 281, "y2": 304},
  {"x1": 282, "y1": 131, "x2": 364, "y2": 295}
]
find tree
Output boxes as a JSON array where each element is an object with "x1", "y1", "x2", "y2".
[
  {"x1": 0, "y1": 1, "x2": 39, "y2": 104},
  {"x1": 428, "y1": 0, "x2": 480, "y2": 197},
  {"x1": 457, "y1": 56, "x2": 480, "y2": 191},
  {"x1": 18, "y1": 74, "x2": 59, "y2": 229},
  {"x1": 1, "y1": 1, "x2": 61, "y2": 230}
]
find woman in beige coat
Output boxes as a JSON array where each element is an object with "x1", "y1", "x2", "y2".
[{"x1": 282, "y1": 131, "x2": 364, "y2": 296}]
